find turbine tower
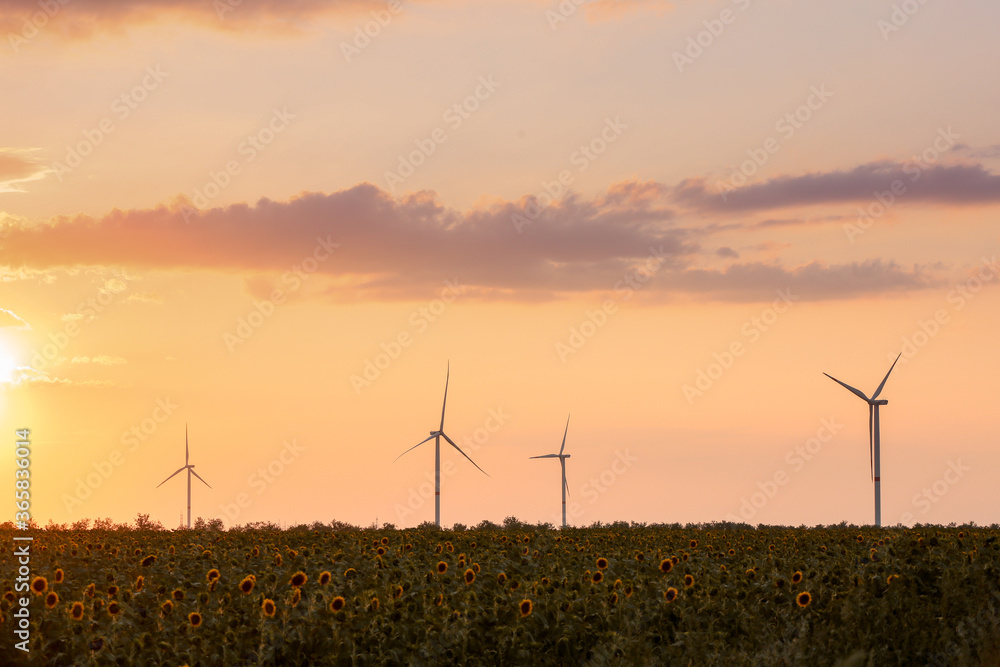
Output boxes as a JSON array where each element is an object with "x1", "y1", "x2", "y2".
[
  {"x1": 157, "y1": 424, "x2": 212, "y2": 529},
  {"x1": 823, "y1": 353, "x2": 900, "y2": 527},
  {"x1": 395, "y1": 362, "x2": 488, "y2": 527},
  {"x1": 530, "y1": 414, "x2": 572, "y2": 528}
]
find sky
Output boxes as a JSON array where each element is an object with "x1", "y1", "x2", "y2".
[{"x1": 2, "y1": 0, "x2": 999, "y2": 530}]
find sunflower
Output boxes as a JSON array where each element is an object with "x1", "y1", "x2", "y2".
[
  {"x1": 436, "y1": 561, "x2": 448, "y2": 574},
  {"x1": 239, "y1": 576, "x2": 255, "y2": 594},
  {"x1": 510, "y1": 580, "x2": 520, "y2": 591},
  {"x1": 635, "y1": 552, "x2": 645, "y2": 562},
  {"x1": 519, "y1": 599, "x2": 533, "y2": 617},
  {"x1": 376, "y1": 547, "x2": 386, "y2": 556},
  {"x1": 206, "y1": 569, "x2": 220, "y2": 583},
  {"x1": 344, "y1": 568, "x2": 357, "y2": 579},
  {"x1": 290, "y1": 571, "x2": 307, "y2": 588},
  {"x1": 107, "y1": 585, "x2": 118, "y2": 597},
  {"x1": 319, "y1": 571, "x2": 332, "y2": 586},
  {"x1": 796, "y1": 591, "x2": 812, "y2": 608},
  {"x1": 381, "y1": 536, "x2": 390, "y2": 546},
  {"x1": 498, "y1": 572, "x2": 507, "y2": 584},
  {"x1": 274, "y1": 553, "x2": 283, "y2": 566},
  {"x1": 85, "y1": 583, "x2": 95, "y2": 598},
  {"x1": 107, "y1": 601, "x2": 121, "y2": 616},
  {"x1": 472, "y1": 563, "x2": 481, "y2": 574},
  {"x1": 592, "y1": 571, "x2": 604, "y2": 584},
  {"x1": 3, "y1": 591, "x2": 14, "y2": 603},
  {"x1": 435, "y1": 593, "x2": 444, "y2": 607},
  {"x1": 290, "y1": 589, "x2": 302, "y2": 606},
  {"x1": 172, "y1": 589, "x2": 185, "y2": 601},
  {"x1": 329, "y1": 596, "x2": 345, "y2": 613},
  {"x1": 690, "y1": 540, "x2": 698, "y2": 549},
  {"x1": 45, "y1": 591, "x2": 59, "y2": 609},
  {"x1": 624, "y1": 584, "x2": 634, "y2": 598},
  {"x1": 369, "y1": 597, "x2": 380, "y2": 611},
  {"x1": 887, "y1": 574, "x2": 898, "y2": 584},
  {"x1": 664, "y1": 587, "x2": 678, "y2": 603},
  {"x1": 134, "y1": 576, "x2": 144, "y2": 592},
  {"x1": 30, "y1": 576, "x2": 47, "y2": 595},
  {"x1": 728, "y1": 549, "x2": 736, "y2": 556},
  {"x1": 393, "y1": 585, "x2": 403, "y2": 599},
  {"x1": 188, "y1": 612, "x2": 202, "y2": 627},
  {"x1": 54, "y1": 569, "x2": 65, "y2": 584},
  {"x1": 161, "y1": 600, "x2": 173, "y2": 615},
  {"x1": 90, "y1": 638, "x2": 105, "y2": 651},
  {"x1": 745, "y1": 569, "x2": 756, "y2": 580},
  {"x1": 464, "y1": 569, "x2": 476, "y2": 585},
  {"x1": 596, "y1": 557, "x2": 609, "y2": 570},
  {"x1": 659, "y1": 559, "x2": 673, "y2": 574},
  {"x1": 141, "y1": 555, "x2": 157, "y2": 567},
  {"x1": 70, "y1": 601, "x2": 85, "y2": 620},
  {"x1": 608, "y1": 592, "x2": 619, "y2": 605},
  {"x1": 791, "y1": 571, "x2": 803, "y2": 585},
  {"x1": 684, "y1": 574, "x2": 695, "y2": 589}
]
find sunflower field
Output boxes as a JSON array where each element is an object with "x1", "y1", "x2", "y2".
[{"x1": 2, "y1": 524, "x2": 999, "y2": 665}]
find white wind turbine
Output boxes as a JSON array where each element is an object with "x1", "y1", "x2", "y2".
[
  {"x1": 157, "y1": 424, "x2": 212, "y2": 529},
  {"x1": 530, "y1": 414, "x2": 572, "y2": 528},
  {"x1": 823, "y1": 353, "x2": 900, "y2": 527},
  {"x1": 394, "y1": 362, "x2": 488, "y2": 527}
]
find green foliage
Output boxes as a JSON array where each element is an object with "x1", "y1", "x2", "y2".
[{"x1": 0, "y1": 525, "x2": 997, "y2": 665}]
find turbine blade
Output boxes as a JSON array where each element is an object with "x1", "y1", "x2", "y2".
[
  {"x1": 393, "y1": 434, "x2": 436, "y2": 463},
  {"x1": 185, "y1": 424, "x2": 189, "y2": 466},
  {"x1": 561, "y1": 458, "x2": 570, "y2": 497},
  {"x1": 190, "y1": 469, "x2": 212, "y2": 489},
  {"x1": 872, "y1": 353, "x2": 901, "y2": 400},
  {"x1": 156, "y1": 467, "x2": 186, "y2": 488},
  {"x1": 868, "y1": 404, "x2": 874, "y2": 482},
  {"x1": 530, "y1": 454, "x2": 560, "y2": 459},
  {"x1": 439, "y1": 362, "x2": 450, "y2": 431},
  {"x1": 559, "y1": 414, "x2": 570, "y2": 455},
  {"x1": 823, "y1": 373, "x2": 870, "y2": 402},
  {"x1": 441, "y1": 432, "x2": 489, "y2": 477}
]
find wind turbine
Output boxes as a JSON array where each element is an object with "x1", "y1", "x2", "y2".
[
  {"x1": 157, "y1": 424, "x2": 211, "y2": 529},
  {"x1": 394, "y1": 362, "x2": 488, "y2": 527},
  {"x1": 530, "y1": 414, "x2": 572, "y2": 528},
  {"x1": 823, "y1": 353, "x2": 900, "y2": 527}
]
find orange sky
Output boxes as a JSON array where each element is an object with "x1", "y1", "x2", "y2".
[{"x1": 2, "y1": 0, "x2": 999, "y2": 529}]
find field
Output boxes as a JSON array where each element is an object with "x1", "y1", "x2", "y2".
[{"x1": 2, "y1": 523, "x2": 999, "y2": 665}]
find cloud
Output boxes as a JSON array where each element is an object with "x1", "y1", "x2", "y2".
[
  {"x1": 0, "y1": 366, "x2": 116, "y2": 389},
  {"x1": 664, "y1": 260, "x2": 939, "y2": 302},
  {"x1": 0, "y1": 307, "x2": 30, "y2": 329},
  {"x1": 0, "y1": 149, "x2": 48, "y2": 193},
  {"x1": 715, "y1": 247, "x2": 739, "y2": 259},
  {"x1": 123, "y1": 292, "x2": 164, "y2": 304},
  {"x1": 0, "y1": 178, "x2": 954, "y2": 302},
  {"x1": 0, "y1": 181, "x2": 697, "y2": 300},
  {"x1": 70, "y1": 355, "x2": 127, "y2": 365},
  {"x1": 676, "y1": 161, "x2": 1000, "y2": 212},
  {"x1": 0, "y1": 0, "x2": 398, "y2": 36}
]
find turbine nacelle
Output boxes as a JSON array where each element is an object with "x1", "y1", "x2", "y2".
[{"x1": 871, "y1": 399, "x2": 888, "y2": 406}]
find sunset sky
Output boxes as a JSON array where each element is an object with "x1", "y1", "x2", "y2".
[{"x1": 2, "y1": 0, "x2": 999, "y2": 530}]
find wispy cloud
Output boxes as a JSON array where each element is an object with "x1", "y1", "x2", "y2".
[
  {"x1": 676, "y1": 162, "x2": 1000, "y2": 212},
  {"x1": 0, "y1": 365, "x2": 116, "y2": 389},
  {"x1": 70, "y1": 355, "x2": 127, "y2": 365},
  {"x1": 0, "y1": 149, "x2": 48, "y2": 193},
  {"x1": 0, "y1": 307, "x2": 30, "y2": 329}
]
